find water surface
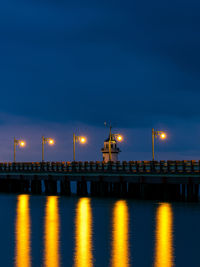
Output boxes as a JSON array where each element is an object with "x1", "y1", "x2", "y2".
[{"x1": 0, "y1": 194, "x2": 200, "y2": 266}]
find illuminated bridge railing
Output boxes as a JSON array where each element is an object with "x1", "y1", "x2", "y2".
[
  {"x1": 0, "y1": 160, "x2": 199, "y2": 173},
  {"x1": 0, "y1": 161, "x2": 199, "y2": 201}
]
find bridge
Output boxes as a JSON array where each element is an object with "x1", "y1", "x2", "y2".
[{"x1": 0, "y1": 160, "x2": 199, "y2": 201}]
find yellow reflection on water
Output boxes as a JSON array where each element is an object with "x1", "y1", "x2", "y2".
[
  {"x1": 111, "y1": 200, "x2": 130, "y2": 267},
  {"x1": 74, "y1": 198, "x2": 93, "y2": 267},
  {"x1": 15, "y1": 194, "x2": 31, "y2": 267},
  {"x1": 44, "y1": 196, "x2": 60, "y2": 267},
  {"x1": 154, "y1": 203, "x2": 174, "y2": 267}
]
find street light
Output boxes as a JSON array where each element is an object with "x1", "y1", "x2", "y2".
[
  {"x1": 73, "y1": 134, "x2": 87, "y2": 161},
  {"x1": 108, "y1": 126, "x2": 123, "y2": 161},
  {"x1": 42, "y1": 136, "x2": 55, "y2": 162},
  {"x1": 116, "y1": 135, "x2": 123, "y2": 142},
  {"x1": 14, "y1": 137, "x2": 26, "y2": 162},
  {"x1": 152, "y1": 128, "x2": 167, "y2": 161}
]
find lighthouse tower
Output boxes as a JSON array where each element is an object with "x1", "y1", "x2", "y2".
[{"x1": 101, "y1": 127, "x2": 121, "y2": 162}]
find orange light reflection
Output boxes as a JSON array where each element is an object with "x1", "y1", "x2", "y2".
[
  {"x1": 44, "y1": 196, "x2": 60, "y2": 267},
  {"x1": 74, "y1": 198, "x2": 93, "y2": 267},
  {"x1": 15, "y1": 194, "x2": 31, "y2": 267},
  {"x1": 111, "y1": 200, "x2": 130, "y2": 267},
  {"x1": 154, "y1": 203, "x2": 174, "y2": 267}
]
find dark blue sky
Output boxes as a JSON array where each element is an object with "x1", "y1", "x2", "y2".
[{"x1": 0, "y1": 0, "x2": 200, "y2": 162}]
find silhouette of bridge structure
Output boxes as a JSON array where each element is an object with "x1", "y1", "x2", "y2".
[{"x1": 0, "y1": 160, "x2": 199, "y2": 201}]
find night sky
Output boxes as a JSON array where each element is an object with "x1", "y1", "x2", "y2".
[{"x1": 0, "y1": 0, "x2": 200, "y2": 162}]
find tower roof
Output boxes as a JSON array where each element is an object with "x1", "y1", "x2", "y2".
[{"x1": 104, "y1": 135, "x2": 116, "y2": 142}]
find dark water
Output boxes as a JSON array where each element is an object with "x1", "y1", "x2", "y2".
[{"x1": 1, "y1": 193, "x2": 200, "y2": 267}]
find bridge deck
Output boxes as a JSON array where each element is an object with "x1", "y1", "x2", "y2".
[
  {"x1": 0, "y1": 161, "x2": 199, "y2": 201},
  {"x1": 0, "y1": 161, "x2": 199, "y2": 181}
]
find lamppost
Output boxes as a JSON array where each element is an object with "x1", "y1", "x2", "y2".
[
  {"x1": 14, "y1": 138, "x2": 26, "y2": 162},
  {"x1": 73, "y1": 134, "x2": 87, "y2": 161},
  {"x1": 108, "y1": 126, "x2": 123, "y2": 161},
  {"x1": 42, "y1": 136, "x2": 55, "y2": 162},
  {"x1": 152, "y1": 128, "x2": 166, "y2": 161}
]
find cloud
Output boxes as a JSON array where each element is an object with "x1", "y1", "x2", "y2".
[{"x1": 0, "y1": 0, "x2": 200, "y2": 159}]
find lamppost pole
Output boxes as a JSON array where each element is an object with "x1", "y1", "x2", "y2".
[
  {"x1": 73, "y1": 134, "x2": 86, "y2": 162},
  {"x1": 73, "y1": 133, "x2": 76, "y2": 161},
  {"x1": 42, "y1": 136, "x2": 45, "y2": 162},
  {"x1": 13, "y1": 138, "x2": 26, "y2": 163},
  {"x1": 109, "y1": 126, "x2": 112, "y2": 161},
  {"x1": 152, "y1": 128, "x2": 155, "y2": 161},
  {"x1": 152, "y1": 128, "x2": 166, "y2": 161},
  {"x1": 42, "y1": 136, "x2": 54, "y2": 162},
  {"x1": 14, "y1": 137, "x2": 16, "y2": 163}
]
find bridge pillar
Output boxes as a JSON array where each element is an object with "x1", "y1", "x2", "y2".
[
  {"x1": 170, "y1": 184, "x2": 181, "y2": 201},
  {"x1": 44, "y1": 180, "x2": 57, "y2": 195},
  {"x1": 163, "y1": 184, "x2": 179, "y2": 201},
  {"x1": 91, "y1": 181, "x2": 109, "y2": 197},
  {"x1": 81, "y1": 181, "x2": 88, "y2": 196},
  {"x1": 23, "y1": 180, "x2": 30, "y2": 193},
  {"x1": 77, "y1": 181, "x2": 81, "y2": 196},
  {"x1": 128, "y1": 183, "x2": 140, "y2": 198},
  {"x1": 187, "y1": 184, "x2": 194, "y2": 202},
  {"x1": 140, "y1": 184, "x2": 146, "y2": 199},
  {"x1": 144, "y1": 184, "x2": 161, "y2": 200},
  {"x1": 99, "y1": 181, "x2": 104, "y2": 196},
  {"x1": 90, "y1": 181, "x2": 96, "y2": 196},
  {"x1": 186, "y1": 184, "x2": 198, "y2": 202},
  {"x1": 104, "y1": 182, "x2": 109, "y2": 196},
  {"x1": 99, "y1": 181, "x2": 109, "y2": 197},
  {"x1": 0, "y1": 179, "x2": 7, "y2": 192},
  {"x1": 194, "y1": 184, "x2": 199, "y2": 201},
  {"x1": 7, "y1": 179, "x2": 24, "y2": 193},
  {"x1": 6, "y1": 179, "x2": 13, "y2": 193},
  {"x1": 107, "y1": 182, "x2": 112, "y2": 196},
  {"x1": 112, "y1": 182, "x2": 121, "y2": 197},
  {"x1": 3, "y1": 177, "x2": 30, "y2": 194},
  {"x1": 18, "y1": 176, "x2": 30, "y2": 194},
  {"x1": 182, "y1": 184, "x2": 186, "y2": 201},
  {"x1": 156, "y1": 184, "x2": 167, "y2": 200},
  {"x1": 121, "y1": 182, "x2": 127, "y2": 197},
  {"x1": 77, "y1": 181, "x2": 88, "y2": 196},
  {"x1": 31, "y1": 180, "x2": 42, "y2": 194},
  {"x1": 60, "y1": 180, "x2": 71, "y2": 196},
  {"x1": 95, "y1": 181, "x2": 100, "y2": 196},
  {"x1": 6, "y1": 179, "x2": 14, "y2": 193}
]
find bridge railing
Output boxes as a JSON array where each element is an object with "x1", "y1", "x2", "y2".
[{"x1": 0, "y1": 161, "x2": 199, "y2": 173}]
